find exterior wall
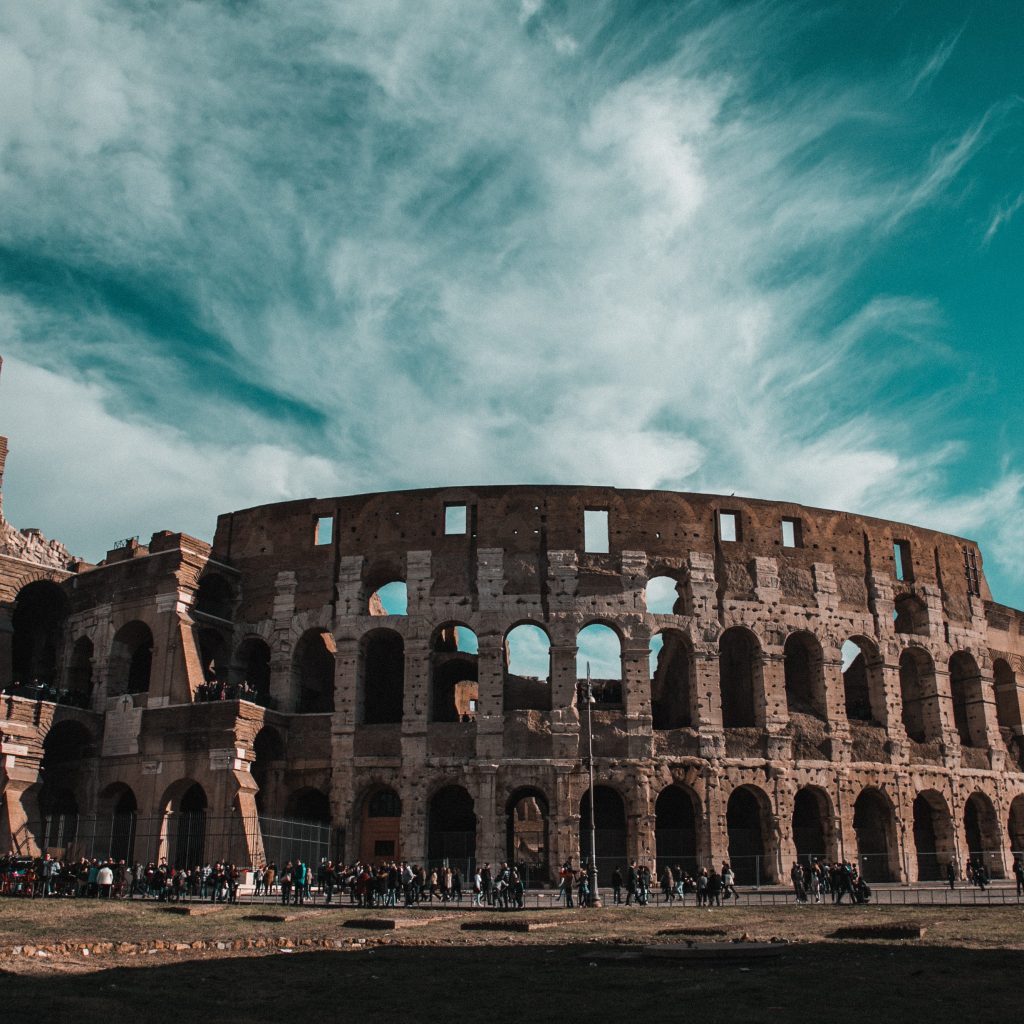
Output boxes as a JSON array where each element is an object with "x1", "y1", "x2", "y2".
[{"x1": 2, "y1": 484, "x2": 1024, "y2": 884}]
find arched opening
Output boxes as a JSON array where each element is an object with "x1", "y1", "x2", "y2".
[
  {"x1": 853, "y1": 788, "x2": 897, "y2": 882},
  {"x1": 235, "y1": 637, "x2": 271, "y2": 703},
  {"x1": 197, "y1": 627, "x2": 229, "y2": 685},
  {"x1": 783, "y1": 631, "x2": 826, "y2": 719},
  {"x1": 38, "y1": 719, "x2": 93, "y2": 851},
  {"x1": 161, "y1": 781, "x2": 208, "y2": 869},
  {"x1": 719, "y1": 628, "x2": 760, "y2": 728},
  {"x1": 645, "y1": 575, "x2": 682, "y2": 614},
  {"x1": 964, "y1": 792, "x2": 1004, "y2": 878},
  {"x1": 949, "y1": 652, "x2": 986, "y2": 748},
  {"x1": 292, "y1": 629, "x2": 335, "y2": 713},
  {"x1": 650, "y1": 630, "x2": 693, "y2": 729},
  {"x1": 11, "y1": 579, "x2": 69, "y2": 687},
  {"x1": 894, "y1": 594, "x2": 929, "y2": 636},
  {"x1": 912, "y1": 791, "x2": 955, "y2": 882},
  {"x1": 109, "y1": 621, "x2": 154, "y2": 696},
  {"x1": 576, "y1": 623, "x2": 623, "y2": 706},
  {"x1": 898, "y1": 647, "x2": 938, "y2": 743},
  {"x1": 285, "y1": 787, "x2": 331, "y2": 823},
  {"x1": 251, "y1": 725, "x2": 286, "y2": 814},
  {"x1": 726, "y1": 786, "x2": 774, "y2": 884},
  {"x1": 99, "y1": 783, "x2": 138, "y2": 863},
  {"x1": 38, "y1": 787, "x2": 79, "y2": 852},
  {"x1": 430, "y1": 624, "x2": 478, "y2": 722},
  {"x1": 654, "y1": 784, "x2": 698, "y2": 875},
  {"x1": 792, "y1": 787, "x2": 833, "y2": 865},
  {"x1": 578, "y1": 785, "x2": 627, "y2": 880},
  {"x1": 506, "y1": 788, "x2": 550, "y2": 883},
  {"x1": 369, "y1": 580, "x2": 408, "y2": 616},
  {"x1": 504, "y1": 624, "x2": 552, "y2": 712},
  {"x1": 360, "y1": 787, "x2": 402, "y2": 863},
  {"x1": 67, "y1": 637, "x2": 94, "y2": 704},
  {"x1": 361, "y1": 629, "x2": 405, "y2": 724},
  {"x1": 1009, "y1": 795, "x2": 1024, "y2": 855},
  {"x1": 427, "y1": 785, "x2": 476, "y2": 867},
  {"x1": 841, "y1": 637, "x2": 883, "y2": 723},
  {"x1": 193, "y1": 573, "x2": 235, "y2": 620},
  {"x1": 993, "y1": 659, "x2": 1021, "y2": 732}
]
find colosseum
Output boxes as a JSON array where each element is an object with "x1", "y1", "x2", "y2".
[{"x1": 2, "y1": 391, "x2": 1024, "y2": 887}]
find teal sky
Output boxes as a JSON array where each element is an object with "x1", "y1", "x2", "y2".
[{"x1": 1, "y1": 1, "x2": 1022, "y2": 608}]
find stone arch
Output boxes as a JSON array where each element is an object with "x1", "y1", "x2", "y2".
[
  {"x1": 576, "y1": 622, "x2": 623, "y2": 706},
  {"x1": 852, "y1": 787, "x2": 898, "y2": 882},
  {"x1": 360, "y1": 628, "x2": 405, "y2": 724},
  {"x1": 993, "y1": 658, "x2": 1021, "y2": 732},
  {"x1": 10, "y1": 579, "x2": 70, "y2": 688},
  {"x1": 719, "y1": 627, "x2": 761, "y2": 728},
  {"x1": 66, "y1": 636, "x2": 95, "y2": 704},
  {"x1": 898, "y1": 647, "x2": 939, "y2": 743},
  {"x1": 430, "y1": 622, "x2": 479, "y2": 722},
  {"x1": 645, "y1": 575, "x2": 682, "y2": 614},
  {"x1": 841, "y1": 636, "x2": 884, "y2": 723},
  {"x1": 251, "y1": 725, "x2": 286, "y2": 814},
  {"x1": 726, "y1": 784, "x2": 777, "y2": 884},
  {"x1": 912, "y1": 790, "x2": 955, "y2": 881},
  {"x1": 505, "y1": 787, "x2": 550, "y2": 882},
  {"x1": 38, "y1": 718, "x2": 94, "y2": 850},
  {"x1": 783, "y1": 630, "x2": 827, "y2": 719},
  {"x1": 578, "y1": 784, "x2": 627, "y2": 880},
  {"x1": 235, "y1": 636, "x2": 271, "y2": 703},
  {"x1": 1008, "y1": 794, "x2": 1024, "y2": 854},
  {"x1": 894, "y1": 594, "x2": 929, "y2": 636},
  {"x1": 284, "y1": 787, "x2": 331, "y2": 823},
  {"x1": 948, "y1": 651, "x2": 986, "y2": 748},
  {"x1": 792, "y1": 786, "x2": 835, "y2": 865},
  {"x1": 292, "y1": 628, "x2": 336, "y2": 713},
  {"x1": 650, "y1": 629, "x2": 693, "y2": 729},
  {"x1": 159, "y1": 779, "x2": 208, "y2": 869},
  {"x1": 109, "y1": 620, "x2": 154, "y2": 697},
  {"x1": 192, "y1": 573, "x2": 236, "y2": 621},
  {"x1": 359, "y1": 785, "x2": 402, "y2": 864},
  {"x1": 654, "y1": 783, "x2": 699, "y2": 874},
  {"x1": 964, "y1": 791, "x2": 1003, "y2": 878},
  {"x1": 427, "y1": 784, "x2": 476, "y2": 867},
  {"x1": 97, "y1": 782, "x2": 138, "y2": 863},
  {"x1": 368, "y1": 580, "x2": 408, "y2": 616},
  {"x1": 504, "y1": 623, "x2": 552, "y2": 712}
]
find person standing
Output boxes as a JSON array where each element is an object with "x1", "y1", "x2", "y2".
[
  {"x1": 625, "y1": 860, "x2": 638, "y2": 906},
  {"x1": 946, "y1": 860, "x2": 957, "y2": 891},
  {"x1": 610, "y1": 866, "x2": 623, "y2": 905},
  {"x1": 1013, "y1": 855, "x2": 1024, "y2": 898}
]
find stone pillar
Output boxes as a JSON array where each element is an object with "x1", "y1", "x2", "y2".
[
  {"x1": 269, "y1": 571, "x2": 297, "y2": 711},
  {"x1": 622, "y1": 641, "x2": 653, "y2": 758},
  {"x1": 476, "y1": 548, "x2": 505, "y2": 612},
  {"x1": 336, "y1": 555, "x2": 365, "y2": 618},
  {"x1": 0, "y1": 605, "x2": 13, "y2": 690},
  {"x1": 333, "y1": 636, "x2": 358, "y2": 728},
  {"x1": 474, "y1": 766, "x2": 501, "y2": 867},
  {"x1": 692, "y1": 646, "x2": 725, "y2": 757},
  {"x1": 475, "y1": 633, "x2": 505, "y2": 761},
  {"x1": 400, "y1": 779, "x2": 428, "y2": 866},
  {"x1": 705, "y1": 770, "x2": 729, "y2": 869},
  {"x1": 762, "y1": 653, "x2": 791, "y2": 760},
  {"x1": 549, "y1": 643, "x2": 580, "y2": 760},
  {"x1": 931, "y1": 665, "x2": 963, "y2": 767}
]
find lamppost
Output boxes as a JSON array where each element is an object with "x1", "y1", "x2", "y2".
[{"x1": 582, "y1": 663, "x2": 601, "y2": 907}]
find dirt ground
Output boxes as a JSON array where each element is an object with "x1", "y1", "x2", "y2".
[{"x1": 2, "y1": 901, "x2": 1022, "y2": 1022}]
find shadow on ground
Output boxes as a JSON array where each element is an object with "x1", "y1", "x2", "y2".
[{"x1": 1, "y1": 941, "x2": 1014, "y2": 1023}]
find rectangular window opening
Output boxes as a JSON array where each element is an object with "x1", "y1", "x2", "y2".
[
  {"x1": 893, "y1": 539, "x2": 912, "y2": 582},
  {"x1": 373, "y1": 840, "x2": 396, "y2": 858},
  {"x1": 583, "y1": 509, "x2": 609, "y2": 553},
  {"x1": 718, "y1": 510, "x2": 740, "y2": 543},
  {"x1": 781, "y1": 517, "x2": 802, "y2": 548},
  {"x1": 314, "y1": 516, "x2": 333, "y2": 546},
  {"x1": 444, "y1": 504, "x2": 468, "y2": 535}
]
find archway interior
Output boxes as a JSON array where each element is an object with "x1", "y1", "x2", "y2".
[
  {"x1": 427, "y1": 785, "x2": 476, "y2": 867},
  {"x1": 67, "y1": 637, "x2": 95, "y2": 700},
  {"x1": 293, "y1": 630, "x2": 335, "y2": 713},
  {"x1": 504, "y1": 624, "x2": 551, "y2": 712},
  {"x1": 506, "y1": 789, "x2": 550, "y2": 882},
  {"x1": 369, "y1": 580, "x2": 408, "y2": 616},
  {"x1": 285, "y1": 787, "x2": 331, "y2": 823},
  {"x1": 650, "y1": 632, "x2": 692, "y2": 729},
  {"x1": 11, "y1": 580, "x2": 69, "y2": 687},
  {"x1": 898, "y1": 649, "x2": 934, "y2": 743},
  {"x1": 719, "y1": 629, "x2": 757, "y2": 727},
  {"x1": 431, "y1": 625, "x2": 478, "y2": 722},
  {"x1": 783, "y1": 633, "x2": 825, "y2": 719},
  {"x1": 949, "y1": 653, "x2": 983, "y2": 748},
  {"x1": 174, "y1": 783, "x2": 207, "y2": 869},
  {"x1": 912, "y1": 793, "x2": 950, "y2": 882},
  {"x1": 894, "y1": 595, "x2": 928, "y2": 636},
  {"x1": 841, "y1": 639, "x2": 877, "y2": 723},
  {"x1": 361, "y1": 788, "x2": 402, "y2": 863},
  {"x1": 101, "y1": 784, "x2": 138, "y2": 863},
  {"x1": 576, "y1": 624, "x2": 622, "y2": 705},
  {"x1": 363, "y1": 630, "x2": 405, "y2": 724},
  {"x1": 645, "y1": 575, "x2": 681, "y2": 614},
  {"x1": 578, "y1": 785, "x2": 627, "y2": 880},
  {"x1": 726, "y1": 787, "x2": 768, "y2": 884},
  {"x1": 236, "y1": 638, "x2": 271, "y2": 701},
  {"x1": 853, "y1": 790, "x2": 895, "y2": 882},
  {"x1": 792, "y1": 788, "x2": 829, "y2": 864},
  {"x1": 109, "y1": 621, "x2": 154, "y2": 696},
  {"x1": 251, "y1": 726, "x2": 285, "y2": 814},
  {"x1": 993, "y1": 659, "x2": 1021, "y2": 731},
  {"x1": 964, "y1": 793, "x2": 1004, "y2": 878},
  {"x1": 193, "y1": 574, "x2": 235, "y2": 621},
  {"x1": 654, "y1": 785, "x2": 697, "y2": 875},
  {"x1": 1009, "y1": 796, "x2": 1024, "y2": 854}
]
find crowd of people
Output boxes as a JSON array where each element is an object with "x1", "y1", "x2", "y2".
[
  {"x1": 1, "y1": 678, "x2": 90, "y2": 708},
  {"x1": 193, "y1": 678, "x2": 265, "y2": 704}
]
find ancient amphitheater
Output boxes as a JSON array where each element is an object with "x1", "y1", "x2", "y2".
[{"x1": 2, "y1": 408, "x2": 1024, "y2": 885}]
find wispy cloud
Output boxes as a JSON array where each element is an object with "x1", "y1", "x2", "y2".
[
  {"x1": 0, "y1": 1, "x2": 1022, "y2": 601},
  {"x1": 983, "y1": 190, "x2": 1024, "y2": 245},
  {"x1": 909, "y1": 24, "x2": 965, "y2": 95}
]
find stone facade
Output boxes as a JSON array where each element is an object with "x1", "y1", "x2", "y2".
[{"x1": 2, "y1": 408, "x2": 1024, "y2": 883}]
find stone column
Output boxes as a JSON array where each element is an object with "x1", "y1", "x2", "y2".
[
  {"x1": 475, "y1": 633, "x2": 505, "y2": 761},
  {"x1": 474, "y1": 766, "x2": 501, "y2": 868},
  {"x1": 622, "y1": 641, "x2": 653, "y2": 758},
  {"x1": 269, "y1": 571, "x2": 297, "y2": 712},
  {"x1": 549, "y1": 643, "x2": 580, "y2": 760}
]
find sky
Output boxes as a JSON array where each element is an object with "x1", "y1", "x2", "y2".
[{"x1": 1, "y1": 1, "x2": 1022, "y2": 610}]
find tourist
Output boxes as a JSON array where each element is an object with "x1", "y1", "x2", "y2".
[{"x1": 610, "y1": 865, "x2": 623, "y2": 904}]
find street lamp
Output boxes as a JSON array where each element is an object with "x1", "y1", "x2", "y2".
[{"x1": 582, "y1": 662, "x2": 601, "y2": 907}]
